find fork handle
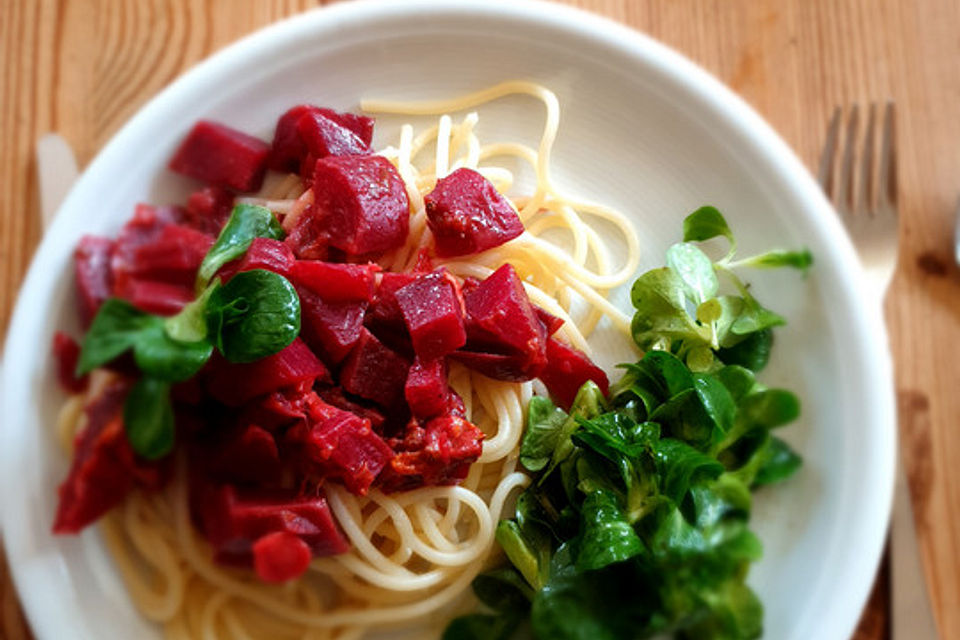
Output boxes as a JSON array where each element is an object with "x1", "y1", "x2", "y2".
[{"x1": 892, "y1": 453, "x2": 940, "y2": 639}]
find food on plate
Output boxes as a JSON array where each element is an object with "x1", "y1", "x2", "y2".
[
  {"x1": 51, "y1": 82, "x2": 644, "y2": 639},
  {"x1": 51, "y1": 80, "x2": 809, "y2": 639}
]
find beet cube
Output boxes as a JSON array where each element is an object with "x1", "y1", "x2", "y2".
[
  {"x1": 317, "y1": 387, "x2": 386, "y2": 434},
  {"x1": 217, "y1": 237, "x2": 295, "y2": 282},
  {"x1": 297, "y1": 285, "x2": 368, "y2": 365},
  {"x1": 111, "y1": 204, "x2": 188, "y2": 295},
  {"x1": 405, "y1": 358, "x2": 450, "y2": 419},
  {"x1": 242, "y1": 381, "x2": 317, "y2": 431},
  {"x1": 284, "y1": 201, "x2": 329, "y2": 260},
  {"x1": 253, "y1": 531, "x2": 313, "y2": 583},
  {"x1": 450, "y1": 350, "x2": 545, "y2": 382},
  {"x1": 205, "y1": 338, "x2": 330, "y2": 406},
  {"x1": 169, "y1": 120, "x2": 270, "y2": 192},
  {"x1": 53, "y1": 378, "x2": 165, "y2": 533},
  {"x1": 119, "y1": 279, "x2": 195, "y2": 316},
  {"x1": 424, "y1": 168, "x2": 524, "y2": 257},
  {"x1": 316, "y1": 108, "x2": 374, "y2": 147},
  {"x1": 290, "y1": 261, "x2": 380, "y2": 302},
  {"x1": 379, "y1": 414, "x2": 484, "y2": 492},
  {"x1": 52, "y1": 331, "x2": 88, "y2": 394},
  {"x1": 184, "y1": 186, "x2": 235, "y2": 235},
  {"x1": 199, "y1": 484, "x2": 349, "y2": 560},
  {"x1": 269, "y1": 105, "x2": 317, "y2": 173},
  {"x1": 453, "y1": 264, "x2": 546, "y2": 381},
  {"x1": 538, "y1": 337, "x2": 610, "y2": 411},
  {"x1": 74, "y1": 235, "x2": 115, "y2": 327},
  {"x1": 339, "y1": 328, "x2": 410, "y2": 408},
  {"x1": 365, "y1": 272, "x2": 416, "y2": 331},
  {"x1": 206, "y1": 424, "x2": 282, "y2": 485},
  {"x1": 309, "y1": 155, "x2": 410, "y2": 256},
  {"x1": 296, "y1": 110, "x2": 371, "y2": 160},
  {"x1": 395, "y1": 269, "x2": 466, "y2": 360},
  {"x1": 288, "y1": 398, "x2": 394, "y2": 496},
  {"x1": 269, "y1": 105, "x2": 374, "y2": 173},
  {"x1": 535, "y1": 306, "x2": 565, "y2": 337},
  {"x1": 131, "y1": 224, "x2": 214, "y2": 285}
]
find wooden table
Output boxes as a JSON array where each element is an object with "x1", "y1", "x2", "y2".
[{"x1": 2, "y1": 1, "x2": 958, "y2": 638}]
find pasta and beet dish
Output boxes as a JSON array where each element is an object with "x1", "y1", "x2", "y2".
[{"x1": 50, "y1": 82, "x2": 809, "y2": 640}]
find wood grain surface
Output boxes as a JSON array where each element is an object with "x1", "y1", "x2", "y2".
[{"x1": 3, "y1": 0, "x2": 959, "y2": 638}]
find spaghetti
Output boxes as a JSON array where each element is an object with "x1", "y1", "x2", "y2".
[{"x1": 57, "y1": 82, "x2": 641, "y2": 639}]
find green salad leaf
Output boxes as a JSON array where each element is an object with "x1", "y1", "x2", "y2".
[
  {"x1": 196, "y1": 203, "x2": 284, "y2": 290},
  {"x1": 205, "y1": 269, "x2": 301, "y2": 363},
  {"x1": 123, "y1": 376, "x2": 174, "y2": 459},
  {"x1": 446, "y1": 207, "x2": 809, "y2": 640}
]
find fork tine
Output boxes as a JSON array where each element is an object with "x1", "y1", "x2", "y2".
[
  {"x1": 878, "y1": 101, "x2": 897, "y2": 209},
  {"x1": 818, "y1": 106, "x2": 842, "y2": 196},
  {"x1": 860, "y1": 103, "x2": 878, "y2": 215},
  {"x1": 837, "y1": 105, "x2": 860, "y2": 214}
]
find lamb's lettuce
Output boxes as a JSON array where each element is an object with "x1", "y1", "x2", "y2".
[{"x1": 445, "y1": 207, "x2": 808, "y2": 640}]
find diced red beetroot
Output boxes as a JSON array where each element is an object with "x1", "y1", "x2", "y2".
[
  {"x1": 269, "y1": 105, "x2": 318, "y2": 173},
  {"x1": 296, "y1": 111, "x2": 371, "y2": 160},
  {"x1": 464, "y1": 265, "x2": 541, "y2": 352},
  {"x1": 413, "y1": 248, "x2": 434, "y2": 273},
  {"x1": 297, "y1": 285, "x2": 367, "y2": 365},
  {"x1": 205, "y1": 338, "x2": 330, "y2": 406},
  {"x1": 74, "y1": 235, "x2": 115, "y2": 327},
  {"x1": 299, "y1": 152, "x2": 320, "y2": 188},
  {"x1": 454, "y1": 264, "x2": 547, "y2": 381},
  {"x1": 111, "y1": 204, "x2": 186, "y2": 296},
  {"x1": 321, "y1": 109, "x2": 375, "y2": 147},
  {"x1": 240, "y1": 380, "x2": 317, "y2": 431},
  {"x1": 461, "y1": 276, "x2": 481, "y2": 295},
  {"x1": 119, "y1": 279, "x2": 195, "y2": 316},
  {"x1": 184, "y1": 186, "x2": 234, "y2": 235},
  {"x1": 284, "y1": 202, "x2": 329, "y2": 259},
  {"x1": 286, "y1": 398, "x2": 394, "y2": 495},
  {"x1": 395, "y1": 269, "x2": 466, "y2": 360},
  {"x1": 405, "y1": 358, "x2": 449, "y2": 419},
  {"x1": 290, "y1": 261, "x2": 380, "y2": 303},
  {"x1": 52, "y1": 332, "x2": 88, "y2": 394},
  {"x1": 378, "y1": 414, "x2": 484, "y2": 492},
  {"x1": 317, "y1": 387, "x2": 386, "y2": 434},
  {"x1": 294, "y1": 155, "x2": 408, "y2": 257},
  {"x1": 269, "y1": 105, "x2": 375, "y2": 173},
  {"x1": 53, "y1": 378, "x2": 165, "y2": 533},
  {"x1": 365, "y1": 272, "x2": 417, "y2": 332},
  {"x1": 449, "y1": 350, "x2": 543, "y2": 382},
  {"x1": 199, "y1": 484, "x2": 349, "y2": 559},
  {"x1": 206, "y1": 424, "x2": 282, "y2": 485},
  {"x1": 131, "y1": 224, "x2": 214, "y2": 285},
  {"x1": 538, "y1": 337, "x2": 610, "y2": 411},
  {"x1": 339, "y1": 328, "x2": 410, "y2": 409},
  {"x1": 169, "y1": 120, "x2": 270, "y2": 192},
  {"x1": 424, "y1": 168, "x2": 524, "y2": 257},
  {"x1": 217, "y1": 237, "x2": 295, "y2": 282},
  {"x1": 253, "y1": 531, "x2": 313, "y2": 583},
  {"x1": 535, "y1": 306, "x2": 565, "y2": 337}
]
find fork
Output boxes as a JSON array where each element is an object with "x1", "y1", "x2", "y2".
[
  {"x1": 818, "y1": 103, "x2": 899, "y2": 304},
  {"x1": 819, "y1": 104, "x2": 939, "y2": 639}
]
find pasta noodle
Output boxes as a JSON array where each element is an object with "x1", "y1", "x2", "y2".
[{"x1": 57, "y1": 82, "x2": 640, "y2": 639}]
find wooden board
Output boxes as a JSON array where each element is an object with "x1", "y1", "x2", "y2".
[{"x1": 3, "y1": 1, "x2": 959, "y2": 637}]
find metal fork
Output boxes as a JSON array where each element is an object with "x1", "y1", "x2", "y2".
[
  {"x1": 819, "y1": 104, "x2": 939, "y2": 640},
  {"x1": 818, "y1": 103, "x2": 899, "y2": 303}
]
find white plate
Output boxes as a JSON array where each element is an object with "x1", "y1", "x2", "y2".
[{"x1": 0, "y1": 1, "x2": 894, "y2": 638}]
